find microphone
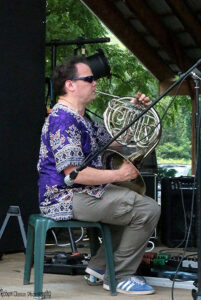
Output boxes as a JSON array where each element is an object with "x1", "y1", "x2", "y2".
[
  {"x1": 191, "y1": 68, "x2": 201, "y2": 80},
  {"x1": 64, "y1": 170, "x2": 79, "y2": 186}
]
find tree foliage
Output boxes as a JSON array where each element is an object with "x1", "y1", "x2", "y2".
[{"x1": 156, "y1": 100, "x2": 192, "y2": 162}]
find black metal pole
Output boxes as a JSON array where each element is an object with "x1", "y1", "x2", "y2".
[
  {"x1": 46, "y1": 37, "x2": 110, "y2": 47},
  {"x1": 192, "y1": 76, "x2": 201, "y2": 300},
  {"x1": 51, "y1": 44, "x2": 57, "y2": 72}
]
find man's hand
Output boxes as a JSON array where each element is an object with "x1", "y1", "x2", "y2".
[
  {"x1": 118, "y1": 160, "x2": 139, "y2": 181},
  {"x1": 130, "y1": 92, "x2": 151, "y2": 107}
]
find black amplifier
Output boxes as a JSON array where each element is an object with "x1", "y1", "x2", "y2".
[{"x1": 160, "y1": 176, "x2": 197, "y2": 248}]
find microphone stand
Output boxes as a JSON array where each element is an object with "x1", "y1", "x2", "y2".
[
  {"x1": 191, "y1": 73, "x2": 201, "y2": 300},
  {"x1": 66, "y1": 59, "x2": 201, "y2": 183}
]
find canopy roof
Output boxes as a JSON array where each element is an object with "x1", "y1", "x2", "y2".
[{"x1": 82, "y1": 0, "x2": 201, "y2": 94}]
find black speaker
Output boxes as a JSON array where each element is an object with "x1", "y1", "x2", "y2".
[
  {"x1": 141, "y1": 150, "x2": 158, "y2": 174},
  {"x1": 160, "y1": 177, "x2": 197, "y2": 248},
  {"x1": 0, "y1": 1, "x2": 45, "y2": 253},
  {"x1": 142, "y1": 173, "x2": 157, "y2": 201}
]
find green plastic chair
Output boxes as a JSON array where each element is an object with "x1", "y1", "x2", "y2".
[{"x1": 23, "y1": 214, "x2": 117, "y2": 298}]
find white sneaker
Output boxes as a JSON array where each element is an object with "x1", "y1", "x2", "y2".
[{"x1": 103, "y1": 276, "x2": 155, "y2": 295}]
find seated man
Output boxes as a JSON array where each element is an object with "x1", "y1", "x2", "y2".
[{"x1": 37, "y1": 56, "x2": 161, "y2": 295}]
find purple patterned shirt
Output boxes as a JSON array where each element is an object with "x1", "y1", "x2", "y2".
[{"x1": 37, "y1": 103, "x2": 111, "y2": 220}]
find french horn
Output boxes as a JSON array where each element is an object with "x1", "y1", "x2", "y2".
[{"x1": 97, "y1": 91, "x2": 162, "y2": 195}]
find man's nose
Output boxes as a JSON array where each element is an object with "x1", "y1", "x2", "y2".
[{"x1": 92, "y1": 80, "x2": 97, "y2": 86}]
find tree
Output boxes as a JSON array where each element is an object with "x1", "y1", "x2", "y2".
[{"x1": 156, "y1": 96, "x2": 192, "y2": 162}]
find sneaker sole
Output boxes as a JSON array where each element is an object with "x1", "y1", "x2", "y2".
[
  {"x1": 103, "y1": 284, "x2": 155, "y2": 295},
  {"x1": 85, "y1": 267, "x2": 104, "y2": 280}
]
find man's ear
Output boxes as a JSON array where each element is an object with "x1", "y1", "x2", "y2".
[{"x1": 65, "y1": 80, "x2": 75, "y2": 92}]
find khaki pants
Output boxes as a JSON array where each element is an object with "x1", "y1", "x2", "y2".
[{"x1": 72, "y1": 184, "x2": 161, "y2": 283}]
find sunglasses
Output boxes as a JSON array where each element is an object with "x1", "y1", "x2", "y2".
[{"x1": 71, "y1": 75, "x2": 95, "y2": 83}]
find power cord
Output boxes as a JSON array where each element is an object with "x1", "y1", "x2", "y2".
[{"x1": 50, "y1": 227, "x2": 84, "y2": 247}]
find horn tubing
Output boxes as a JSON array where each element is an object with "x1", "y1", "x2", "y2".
[{"x1": 96, "y1": 90, "x2": 120, "y2": 98}]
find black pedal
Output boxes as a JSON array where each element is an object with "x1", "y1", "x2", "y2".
[
  {"x1": 44, "y1": 252, "x2": 90, "y2": 275},
  {"x1": 167, "y1": 255, "x2": 183, "y2": 267}
]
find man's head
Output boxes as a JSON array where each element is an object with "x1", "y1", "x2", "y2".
[
  {"x1": 53, "y1": 56, "x2": 97, "y2": 105},
  {"x1": 53, "y1": 56, "x2": 91, "y2": 96}
]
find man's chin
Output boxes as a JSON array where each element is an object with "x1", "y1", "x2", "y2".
[{"x1": 90, "y1": 93, "x2": 97, "y2": 101}]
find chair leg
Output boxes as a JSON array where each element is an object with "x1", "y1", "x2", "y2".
[
  {"x1": 34, "y1": 221, "x2": 48, "y2": 299},
  {"x1": 23, "y1": 223, "x2": 34, "y2": 285},
  {"x1": 101, "y1": 224, "x2": 117, "y2": 296}
]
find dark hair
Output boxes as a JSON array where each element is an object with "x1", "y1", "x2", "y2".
[{"x1": 52, "y1": 56, "x2": 90, "y2": 96}]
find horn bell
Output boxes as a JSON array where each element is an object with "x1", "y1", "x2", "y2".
[{"x1": 102, "y1": 97, "x2": 162, "y2": 195}]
